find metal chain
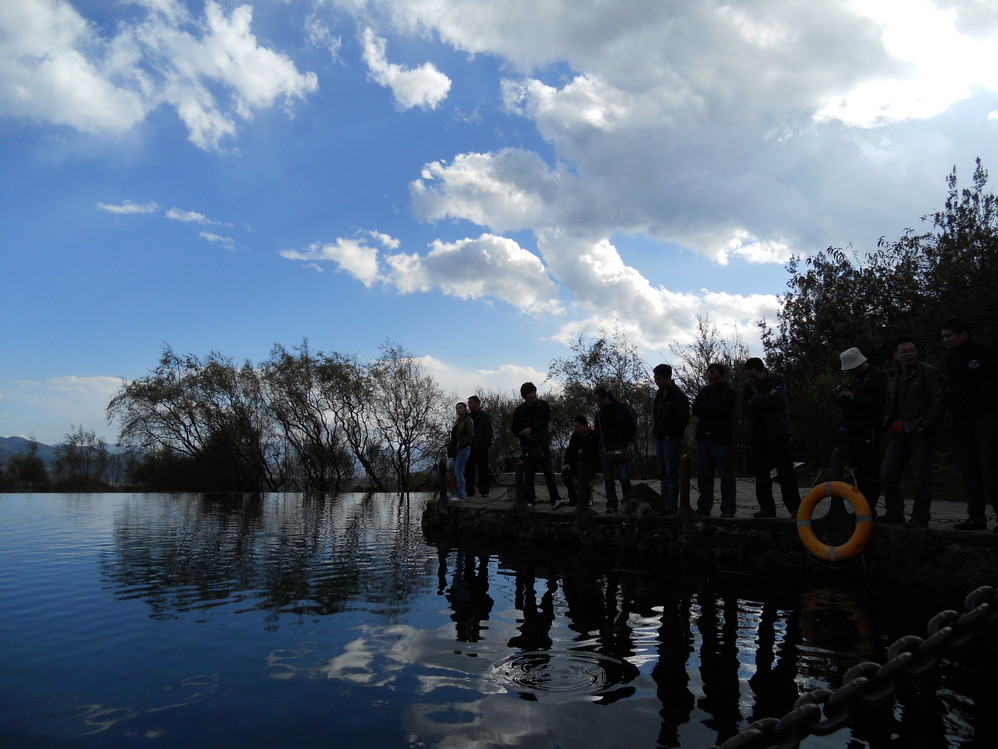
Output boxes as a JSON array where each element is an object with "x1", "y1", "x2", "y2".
[{"x1": 704, "y1": 585, "x2": 998, "y2": 749}]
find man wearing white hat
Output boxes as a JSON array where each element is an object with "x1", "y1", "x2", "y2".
[{"x1": 836, "y1": 347, "x2": 888, "y2": 513}]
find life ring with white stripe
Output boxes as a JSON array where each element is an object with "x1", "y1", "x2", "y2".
[{"x1": 796, "y1": 481, "x2": 873, "y2": 562}]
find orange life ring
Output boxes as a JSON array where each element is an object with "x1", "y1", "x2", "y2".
[{"x1": 796, "y1": 481, "x2": 873, "y2": 562}]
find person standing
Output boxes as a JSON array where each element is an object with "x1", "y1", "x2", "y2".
[
  {"x1": 836, "y1": 347, "x2": 888, "y2": 510},
  {"x1": 879, "y1": 337, "x2": 945, "y2": 528},
  {"x1": 652, "y1": 364, "x2": 690, "y2": 513},
  {"x1": 692, "y1": 363, "x2": 738, "y2": 517},
  {"x1": 511, "y1": 382, "x2": 564, "y2": 508},
  {"x1": 593, "y1": 386, "x2": 637, "y2": 513},
  {"x1": 741, "y1": 357, "x2": 801, "y2": 518},
  {"x1": 560, "y1": 415, "x2": 600, "y2": 508},
  {"x1": 942, "y1": 318, "x2": 998, "y2": 532},
  {"x1": 449, "y1": 402, "x2": 475, "y2": 500},
  {"x1": 464, "y1": 395, "x2": 494, "y2": 497}
]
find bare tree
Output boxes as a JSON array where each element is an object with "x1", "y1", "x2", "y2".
[
  {"x1": 54, "y1": 425, "x2": 109, "y2": 490},
  {"x1": 368, "y1": 341, "x2": 443, "y2": 492}
]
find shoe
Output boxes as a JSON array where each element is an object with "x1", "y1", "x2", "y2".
[
  {"x1": 903, "y1": 518, "x2": 928, "y2": 529},
  {"x1": 605, "y1": 506, "x2": 618, "y2": 514},
  {"x1": 552, "y1": 500, "x2": 567, "y2": 510},
  {"x1": 721, "y1": 512, "x2": 735, "y2": 518},
  {"x1": 875, "y1": 514, "x2": 904, "y2": 524},
  {"x1": 753, "y1": 509, "x2": 776, "y2": 518},
  {"x1": 954, "y1": 519, "x2": 986, "y2": 531}
]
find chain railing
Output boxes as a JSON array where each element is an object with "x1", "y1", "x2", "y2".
[{"x1": 705, "y1": 585, "x2": 998, "y2": 749}]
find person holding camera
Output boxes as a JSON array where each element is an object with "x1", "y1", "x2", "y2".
[{"x1": 836, "y1": 348, "x2": 888, "y2": 511}]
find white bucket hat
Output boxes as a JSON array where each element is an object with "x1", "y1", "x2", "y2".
[{"x1": 840, "y1": 347, "x2": 867, "y2": 371}]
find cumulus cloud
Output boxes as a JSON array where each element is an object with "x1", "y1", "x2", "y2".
[
  {"x1": 360, "y1": 27, "x2": 451, "y2": 110},
  {"x1": 281, "y1": 231, "x2": 562, "y2": 313},
  {"x1": 0, "y1": 0, "x2": 318, "y2": 150}
]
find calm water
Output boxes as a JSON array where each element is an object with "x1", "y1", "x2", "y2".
[{"x1": 1, "y1": 493, "x2": 994, "y2": 748}]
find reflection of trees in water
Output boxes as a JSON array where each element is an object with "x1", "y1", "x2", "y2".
[{"x1": 101, "y1": 493, "x2": 433, "y2": 621}]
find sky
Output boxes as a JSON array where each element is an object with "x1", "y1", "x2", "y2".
[{"x1": 3, "y1": 0, "x2": 998, "y2": 445}]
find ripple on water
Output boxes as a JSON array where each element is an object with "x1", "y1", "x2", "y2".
[{"x1": 485, "y1": 650, "x2": 640, "y2": 702}]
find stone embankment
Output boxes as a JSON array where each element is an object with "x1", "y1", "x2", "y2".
[{"x1": 421, "y1": 476, "x2": 998, "y2": 593}]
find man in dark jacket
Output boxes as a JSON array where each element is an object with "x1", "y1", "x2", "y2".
[
  {"x1": 465, "y1": 395, "x2": 494, "y2": 497},
  {"x1": 560, "y1": 415, "x2": 600, "y2": 507},
  {"x1": 741, "y1": 357, "x2": 800, "y2": 518},
  {"x1": 593, "y1": 386, "x2": 637, "y2": 512},
  {"x1": 652, "y1": 364, "x2": 690, "y2": 513},
  {"x1": 692, "y1": 363, "x2": 738, "y2": 517},
  {"x1": 879, "y1": 337, "x2": 945, "y2": 528},
  {"x1": 511, "y1": 382, "x2": 563, "y2": 508},
  {"x1": 942, "y1": 318, "x2": 998, "y2": 532},
  {"x1": 836, "y1": 347, "x2": 888, "y2": 510}
]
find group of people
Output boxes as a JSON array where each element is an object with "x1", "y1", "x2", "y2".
[
  {"x1": 836, "y1": 318, "x2": 998, "y2": 532},
  {"x1": 447, "y1": 317, "x2": 998, "y2": 532}
]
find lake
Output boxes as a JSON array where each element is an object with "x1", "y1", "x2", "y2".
[{"x1": 0, "y1": 492, "x2": 994, "y2": 748}]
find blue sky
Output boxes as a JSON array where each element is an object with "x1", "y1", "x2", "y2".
[{"x1": 3, "y1": 0, "x2": 998, "y2": 445}]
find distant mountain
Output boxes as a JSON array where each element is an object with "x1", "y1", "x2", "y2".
[{"x1": 0, "y1": 436, "x2": 60, "y2": 465}]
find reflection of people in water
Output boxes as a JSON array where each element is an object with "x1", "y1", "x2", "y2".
[
  {"x1": 747, "y1": 597, "x2": 802, "y2": 723},
  {"x1": 508, "y1": 565, "x2": 556, "y2": 651},
  {"x1": 443, "y1": 550, "x2": 494, "y2": 643},
  {"x1": 696, "y1": 587, "x2": 743, "y2": 745},
  {"x1": 652, "y1": 589, "x2": 696, "y2": 748}
]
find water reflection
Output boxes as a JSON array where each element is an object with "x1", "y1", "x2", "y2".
[{"x1": 1, "y1": 492, "x2": 995, "y2": 748}]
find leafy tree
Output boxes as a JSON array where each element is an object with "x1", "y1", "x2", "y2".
[
  {"x1": 0, "y1": 440, "x2": 49, "y2": 491},
  {"x1": 262, "y1": 340, "x2": 353, "y2": 492},
  {"x1": 107, "y1": 346, "x2": 277, "y2": 492}
]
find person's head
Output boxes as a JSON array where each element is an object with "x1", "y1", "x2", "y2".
[
  {"x1": 653, "y1": 363, "x2": 674, "y2": 389},
  {"x1": 593, "y1": 386, "x2": 614, "y2": 406},
  {"x1": 706, "y1": 362, "x2": 727, "y2": 386},
  {"x1": 895, "y1": 337, "x2": 919, "y2": 369},
  {"x1": 839, "y1": 347, "x2": 868, "y2": 372},
  {"x1": 455, "y1": 401, "x2": 467, "y2": 416},
  {"x1": 573, "y1": 415, "x2": 590, "y2": 434},
  {"x1": 520, "y1": 382, "x2": 538, "y2": 402},
  {"x1": 744, "y1": 357, "x2": 767, "y2": 384},
  {"x1": 467, "y1": 395, "x2": 481, "y2": 411},
  {"x1": 942, "y1": 317, "x2": 970, "y2": 350}
]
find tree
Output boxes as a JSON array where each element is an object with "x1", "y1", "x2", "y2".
[
  {"x1": 107, "y1": 346, "x2": 277, "y2": 492},
  {"x1": 0, "y1": 440, "x2": 49, "y2": 491},
  {"x1": 669, "y1": 315, "x2": 751, "y2": 397},
  {"x1": 368, "y1": 341, "x2": 444, "y2": 492},
  {"x1": 53, "y1": 425, "x2": 109, "y2": 490},
  {"x1": 548, "y1": 327, "x2": 655, "y2": 475},
  {"x1": 262, "y1": 340, "x2": 353, "y2": 492}
]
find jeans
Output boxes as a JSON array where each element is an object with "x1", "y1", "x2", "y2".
[
  {"x1": 655, "y1": 437, "x2": 683, "y2": 510},
  {"x1": 751, "y1": 435, "x2": 800, "y2": 514},
  {"x1": 954, "y1": 415, "x2": 998, "y2": 520},
  {"x1": 601, "y1": 452, "x2": 631, "y2": 509},
  {"x1": 880, "y1": 431, "x2": 934, "y2": 520},
  {"x1": 453, "y1": 446, "x2": 470, "y2": 498},
  {"x1": 696, "y1": 436, "x2": 737, "y2": 515}
]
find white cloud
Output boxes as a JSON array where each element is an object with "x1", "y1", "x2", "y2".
[
  {"x1": 199, "y1": 231, "x2": 236, "y2": 250},
  {"x1": 0, "y1": 0, "x2": 318, "y2": 150},
  {"x1": 360, "y1": 27, "x2": 451, "y2": 110},
  {"x1": 98, "y1": 200, "x2": 160, "y2": 214},
  {"x1": 166, "y1": 207, "x2": 227, "y2": 225},
  {"x1": 281, "y1": 231, "x2": 562, "y2": 313}
]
